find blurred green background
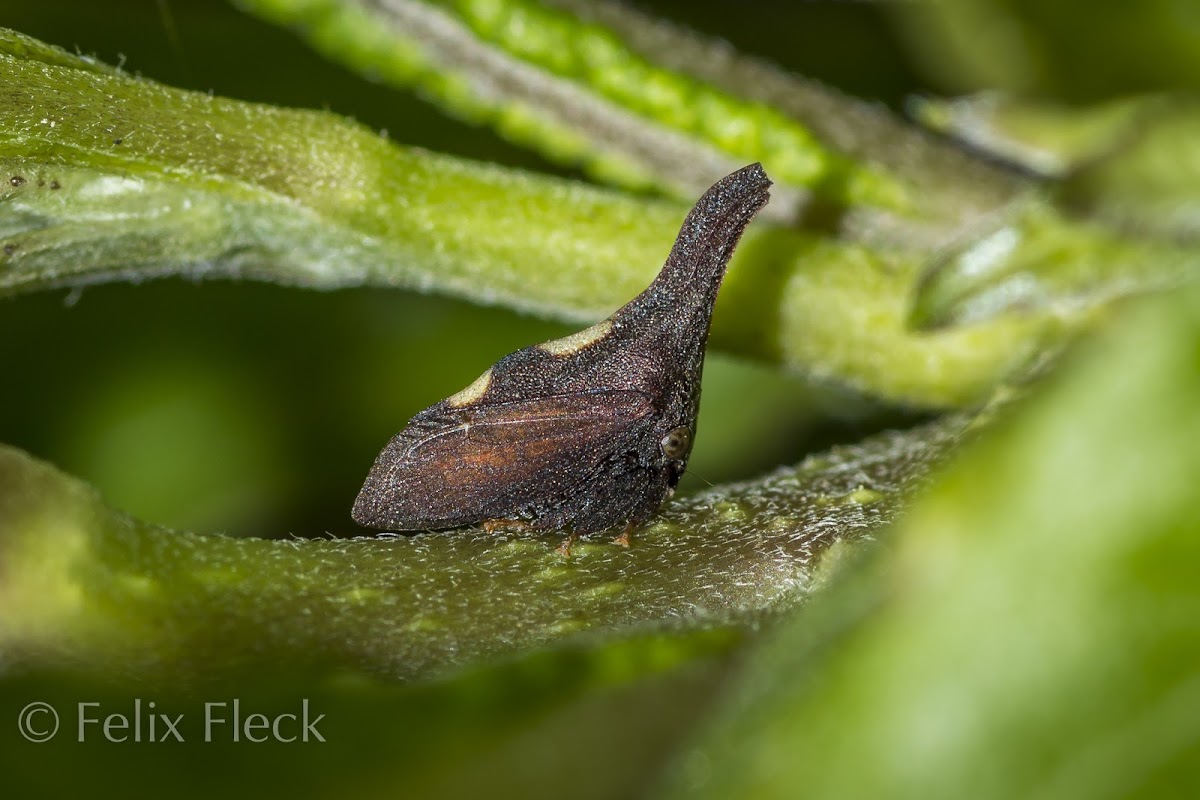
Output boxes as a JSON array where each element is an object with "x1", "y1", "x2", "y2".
[{"x1": 1, "y1": 0, "x2": 927, "y2": 537}]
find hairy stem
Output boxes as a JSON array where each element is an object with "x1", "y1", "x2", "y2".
[{"x1": 0, "y1": 415, "x2": 969, "y2": 684}]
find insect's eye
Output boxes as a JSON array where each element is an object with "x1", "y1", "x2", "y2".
[{"x1": 660, "y1": 427, "x2": 692, "y2": 460}]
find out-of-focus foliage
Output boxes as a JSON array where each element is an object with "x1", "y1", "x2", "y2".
[
  {"x1": 896, "y1": 0, "x2": 1200, "y2": 100},
  {"x1": 666, "y1": 284, "x2": 1200, "y2": 800}
]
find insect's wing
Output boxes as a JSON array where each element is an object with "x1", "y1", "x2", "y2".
[{"x1": 351, "y1": 390, "x2": 654, "y2": 530}]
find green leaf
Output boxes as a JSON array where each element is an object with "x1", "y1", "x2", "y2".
[
  {"x1": 910, "y1": 94, "x2": 1200, "y2": 330},
  {"x1": 893, "y1": 0, "x2": 1200, "y2": 99},
  {"x1": 909, "y1": 198, "x2": 1199, "y2": 330},
  {"x1": 667, "y1": 285, "x2": 1200, "y2": 800},
  {"x1": 911, "y1": 92, "x2": 1154, "y2": 176},
  {"x1": 914, "y1": 92, "x2": 1200, "y2": 241},
  {"x1": 1056, "y1": 97, "x2": 1200, "y2": 239}
]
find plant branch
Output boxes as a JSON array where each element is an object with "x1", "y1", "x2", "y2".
[
  {"x1": 0, "y1": 415, "x2": 968, "y2": 684},
  {"x1": 238, "y1": 0, "x2": 1040, "y2": 245},
  {"x1": 1, "y1": 28, "x2": 1190, "y2": 405}
]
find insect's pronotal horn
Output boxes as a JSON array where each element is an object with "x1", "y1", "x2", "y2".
[
  {"x1": 653, "y1": 163, "x2": 772, "y2": 295},
  {"x1": 351, "y1": 163, "x2": 772, "y2": 536}
]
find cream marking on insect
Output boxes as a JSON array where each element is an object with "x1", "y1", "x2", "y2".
[
  {"x1": 445, "y1": 368, "x2": 493, "y2": 407},
  {"x1": 537, "y1": 319, "x2": 613, "y2": 356},
  {"x1": 352, "y1": 163, "x2": 772, "y2": 540}
]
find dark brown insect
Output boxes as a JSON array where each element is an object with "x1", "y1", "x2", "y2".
[{"x1": 352, "y1": 163, "x2": 772, "y2": 547}]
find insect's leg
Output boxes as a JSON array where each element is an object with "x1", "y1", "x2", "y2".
[
  {"x1": 612, "y1": 522, "x2": 634, "y2": 548},
  {"x1": 555, "y1": 531, "x2": 578, "y2": 557}
]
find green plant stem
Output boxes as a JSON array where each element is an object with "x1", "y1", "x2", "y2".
[
  {"x1": 1, "y1": 28, "x2": 1189, "y2": 405},
  {"x1": 238, "y1": 0, "x2": 1034, "y2": 244},
  {"x1": 0, "y1": 415, "x2": 968, "y2": 685}
]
